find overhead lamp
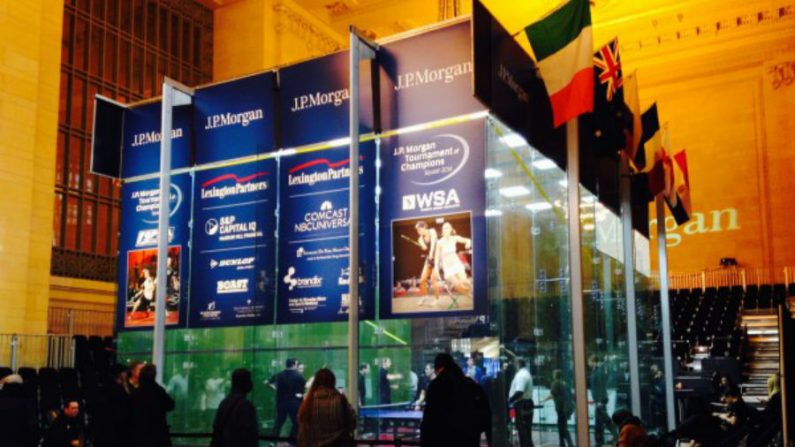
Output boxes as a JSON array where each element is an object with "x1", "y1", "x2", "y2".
[
  {"x1": 484, "y1": 168, "x2": 503, "y2": 179},
  {"x1": 531, "y1": 159, "x2": 557, "y2": 170},
  {"x1": 485, "y1": 209, "x2": 503, "y2": 217},
  {"x1": 499, "y1": 185, "x2": 530, "y2": 198},
  {"x1": 583, "y1": 223, "x2": 596, "y2": 231},
  {"x1": 499, "y1": 133, "x2": 527, "y2": 148},
  {"x1": 525, "y1": 201, "x2": 553, "y2": 212}
]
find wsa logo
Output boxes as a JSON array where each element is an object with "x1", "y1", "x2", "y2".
[{"x1": 401, "y1": 189, "x2": 460, "y2": 212}]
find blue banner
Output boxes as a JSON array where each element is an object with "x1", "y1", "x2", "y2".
[
  {"x1": 379, "y1": 20, "x2": 484, "y2": 131},
  {"x1": 379, "y1": 120, "x2": 487, "y2": 318},
  {"x1": 117, "y1": 173, "x2": 192, "y2": 330},
  {"x1": 189, "y1": 160, "x2": 277, "y2": 327},
  {"x1": 277, "y1": 143, "x2": 376, "y2": 323},
  {"x1": 194, "y1": 72, "x2": 277, "y2": 165},
  {"x1": 279, "y1": 51, "x2": 374, "y2": 148},
  {"x1": 121, "y1": 103, "x2": 192, "y2": 178}
]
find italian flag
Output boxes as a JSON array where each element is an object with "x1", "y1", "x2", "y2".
[{"x1": 525, "y1": 0, "x2": 594, "y2": 128}]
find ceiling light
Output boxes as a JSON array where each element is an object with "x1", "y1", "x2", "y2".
[
  {"x1": 499, "y1": 186, "x2": 530, "y2": 198},
  {"x1": 485, "y1": 209, "x2": 503, "y2": 217},
  {"x1": 499, "y1": 133, "x2": 527, "y2": 148},
  {"x1": 525, "y1": 202, "x2": 553, "y2": 212},
  {"x1": 532, "y1": 159, "x2": 557, "y2": 170},
  {"x1": 484, "y1": 168, "x2": 503, "y2": 179}
]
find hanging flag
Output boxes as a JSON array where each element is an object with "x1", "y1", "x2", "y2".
[
  {"x1": 589, "y1": 38, "x2": 629, "y2": 156},
  {"x1": 666, "y1": 149, "x2": 692, "y2": 224},
  {"x1": 635, "y1": 105, "x2": 665, "y2": 195},
  {"x1": 525, "y1": 0, "x2": 594, "y2": 128},
  {"x1": 623, "y1": 71, "x2": 642, "y2": 163}
]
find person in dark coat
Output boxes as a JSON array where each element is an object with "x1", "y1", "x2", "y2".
[
  {"x1": 267, "y1": 358, "x2": 306, "y2": 439},
  {"x1": 131, "y1": 364, "x2": 175, "y2": 447},
  {"x1": 93, "y1": 364, "x2": 132, "y2": 447},
  {"x1": 0, "y1": 375, "x2": 38, "y2": 447},
  {"x1": 42, "y1": 400, "x2": 83, "y2": 447},
  {"x1": 420, "y1": 353, "x2": 492, "y2": 447},
  {"x1": 211, "y1": 368, "x2": 258, "y2": 447}
]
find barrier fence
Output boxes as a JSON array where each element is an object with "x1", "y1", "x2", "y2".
[
  {"x1": 652, "y1": 266, "x2": 795, "y2": 292},
  {"x1": 47, "y1": 307, "x2": 115, "y2": 337},
  {"x1": 169, "y1": 434, "x2": 421, "y2": 447},
  {"x1": 0, "y1": 334, "x2": 75, "y2": 370}
]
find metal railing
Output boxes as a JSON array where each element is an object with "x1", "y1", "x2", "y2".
[
  {"x1": 653, "y1": 266, "x2": 795, "y2": 292},
  {"x1": 0, "y1": 334, "x2": 75, "y2": 370},
  {"x1": 48, "y1": 307, "x2": 115, "y2": 337}
]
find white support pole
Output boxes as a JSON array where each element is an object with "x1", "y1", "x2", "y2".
[
  {"x1": 566, "y1": 119, "x2": 590, "y2": 447},
  {"x1": 347, "y1": 28, "x2": 377, "y2": 413},
  {"x1": 656, "y1": 196, "x2": 677, "y2": 431},
  {"x1": 620, "y1": 156, "x2": 642, "y2": 416},
  {"x1": 152, "y1": 78, "x2": 193, "y2": 384},
  {"x1": 153, "y1": 81, "x2": 174, "y2": 384}
]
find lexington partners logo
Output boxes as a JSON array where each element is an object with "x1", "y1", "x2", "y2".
[
  {"x1": 287, "y1": 158, "x2": 363, "y2": 187},
  {"x1": 204, "y1": 108, "x2": 265, "y2": 130},
  {"x1": 130, "y1": 128, "x2": 184, "y2": 147},
  {"x1": 200, "y1": 172, "x2": 269, "y2": 200},
  {"x1": 294, "y1": 200, "x2": 349, "y2": 233},
  {"x1": 283, "y1": 266, "x2": 323, "y2": 291},
  {"x1": 217, "y1": 278, "x2": 249, "y2": 294},
  {"x1": 290, "y1": 88, "x2": 349, "y2": 112},
  {"x1": 394, "y1": 61, "x2": 472, "y2": 91}
]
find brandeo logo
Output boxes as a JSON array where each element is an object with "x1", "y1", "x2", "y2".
[
  {"x1": 294, "y1": 200, "x2": 349, "y2": 233},
  {"x1": 217, "y1": 279, "x2": 249, "y2": 294},
  {"x1": 290, "y1": 88, "x2": 350, "y2": 112},
  {"x1": 287, "y1": 158, "x2": 362, "y2": 187},
  {"x1": 401, "y1": 189, "x2": 460, "y2": 212},
  {"x1": 283, "y1": 266, "x2": 322, "y2": 291},
  {"x1": 130, "y1": 128, "x2": 184, "y2": 147},
  {"x1": 201, "y1": 172, "x2": 269, "y2": 200},
  {"x1": 204, "y1": 109, "x2": 264, "y2": 130},
  {"x1": 394, "y1": 61, "x2": 472, "y2": 91}
]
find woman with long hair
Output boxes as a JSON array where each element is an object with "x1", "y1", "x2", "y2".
[
  {"x1": 433, "y1": 222, "x2": 473, "y2": 299},
  {"x1": 298, "y1": 369, "x2": 356, "y2": 447}
]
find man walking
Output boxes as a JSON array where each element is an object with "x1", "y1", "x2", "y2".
[
  {"x1": 267, "y1": 358, "x2": 306, "y2": 440},
  {"x1": 509, "y1": 358, "x2": 535, "y2": 447},
  {"x1": 588, "y1": 355, "x2": 616, "y2": 446}
]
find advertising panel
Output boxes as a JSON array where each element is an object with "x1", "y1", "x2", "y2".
[
  {"x1": 277, "y1": 143, "x2": 376, "y2": 323},
  {"x1": 194, "y1": 72, "x2": 277, "y2": 165},
  {"x1": 189, "y1": 159, "x2": 277, "y2": 327},
  {"x1": 378, "y1": 20, "x2": 484, "y2": 131},
  {"x1": 279, "y1": 51, "x2": 374, "y2": 148},
  {"x1": 121, "y1": 103, "x2": 192, "y2": 178},
  {"x1": 379, "y1": 120, "x2": 487, "y2": 318},
  {"x1": 117, "y1": 173, "x2": 192, "y2": 329}
]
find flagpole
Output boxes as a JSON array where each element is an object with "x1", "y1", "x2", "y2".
[
  {"x1": 620, "y1": 155, "x2": 642, "y2": 416},
  {"x1": 566, "y1": 118, "x2": 590, "y2": 447},
  {"x1": 656, "y1": 195, "x2": 677, "y2": 431}
]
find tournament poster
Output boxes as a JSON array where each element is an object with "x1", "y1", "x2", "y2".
[
  {"x1": 189, "y1": 160, "x2": 277, "y2": 327},
  {"x1": 117, "y1": 174, "x2": 192, "y2": 330},
  {"x1": 379, "y1": 120, "x2": 487, "y2": 318},
  {"x1": 277, "y1": 143, "x2": 376, "y2": 323}
]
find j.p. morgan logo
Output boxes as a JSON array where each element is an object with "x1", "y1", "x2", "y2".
[
  {"x1": 287, "y1": 158, "x2": 362, "y2": 187},
  {"x1": 217, "y1": 279, "x2": 249, "y2": 294},
  {"x1": 291, "y1": 88, "x2": 349, "y2": 112},
  {"x1": 283, "y1": 266, "x2": 323, "y2": 291},
  {"x1": 402, "y1": 189, "x2": 461, "y2": 212},
  {"x1": 394, "y1": 61, "x2": 472, "y2": 91},
  {"x1": 294, "y1": 200, "x2": 349, "y2": 233},
  {"x1": 204, "y1": 108, "x2": 264, "y2": 130},
  {"x1": 130, "y1": 128, "x2": 184, "y2": 147},
  {"x1": 201, "y1": 172, "x2": 269, "y2": 200}
]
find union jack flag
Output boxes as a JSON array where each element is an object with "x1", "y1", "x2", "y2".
[{"x1": 594, "y1": 38, "x2": 622, "y2": 102}]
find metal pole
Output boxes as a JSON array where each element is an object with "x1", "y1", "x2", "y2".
[
  {"x1": 566, "y1": 119, "x2": 590, "y2": 447},
  {"x1": 656, "y1": 196, "x2": 676, "y2": 430},
  {"x1": 347, "y1": 29, "x2": 361, "y2": 414},
  {"x1": 10, "y1": 335, "x2": 18, "y2": 371},
  {"x1": 620, "y1": 156, "x2": 642, "y2": 416},
  {"x1": 153, "y1": 81, "x2": 174, "y2": 384}
]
